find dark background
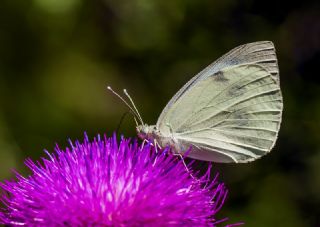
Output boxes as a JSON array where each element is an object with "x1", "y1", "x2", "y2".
[{"x1": 0, "y1": 0, "x2": 319, "y2": 226}]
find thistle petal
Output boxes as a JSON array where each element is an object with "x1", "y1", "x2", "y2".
[{"x1": 0, "y1": 133, "x2": 238, "y2": 226}]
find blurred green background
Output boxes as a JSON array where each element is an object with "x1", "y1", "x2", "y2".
[{"x1": 0, "y1": 0, "x2": 319, "y2": 226}]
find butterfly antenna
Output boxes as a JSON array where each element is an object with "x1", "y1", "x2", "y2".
[
  {"x1": 107, "y1": 86, "x2": 142, "y2": 126},
  {"x1": 123, "y1": 89, "x2": 144, "y2": 125},
  {"x1": 133, "y1": 116, "x2": 139, "y2": 126}
]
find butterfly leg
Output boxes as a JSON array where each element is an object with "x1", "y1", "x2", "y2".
[
  {"x1": 151, "y1": 139, "x2": 163, "y2": 166},
  {"x1": 153, "y1": 139, "x2": 162, "y2": 154},
  {"x1": 172, "y1": 153, "x2": 198, "y2": 181},
  {"x1": 141, "y1": 139, "x2": 148, "y2": 148}
]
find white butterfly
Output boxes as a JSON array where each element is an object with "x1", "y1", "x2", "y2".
[{"x1": 108, "y1": 41, "x2": 283, "y2": 163}]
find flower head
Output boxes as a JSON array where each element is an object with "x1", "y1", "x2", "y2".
[{"x1": 0, "y1": 133, "x2": 234, "y2": 226}]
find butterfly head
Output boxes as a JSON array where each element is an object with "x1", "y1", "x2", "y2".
[{"x1": 136, "y1": 124, "x2": 159, "y2": 140}]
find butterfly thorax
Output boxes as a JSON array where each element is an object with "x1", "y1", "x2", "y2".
[
  {"x1": 136, "y1": 124, "x2": 160, "y2": 140},
  {"x1": 136, "y1": 124, "x2": 177, "y2": 149}
]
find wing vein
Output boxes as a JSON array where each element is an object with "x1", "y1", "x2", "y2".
[
  {"x1": 218, "y1": 125, "x2": 278, "y2": 132},
  {"x1": 177, "y1": 127, "x2": 275, "y2": 142},
  {"x1": 187, "y1": 87, "x2": 280, "y2": 128},
  {"x1": 186, "y1": 138, "x2": 259, "y2": 158}
]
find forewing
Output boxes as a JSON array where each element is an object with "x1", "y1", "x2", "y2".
[
  {"x1": 157, "y1": 41, "x2": 279, "y2": 128},
  {"x1": 158, "y1": 64, "x2": 282, "y2": 163}
]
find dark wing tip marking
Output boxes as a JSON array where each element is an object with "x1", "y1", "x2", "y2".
[{"x1": 213, "y1": 71, "x2": 229, "y2": 82}]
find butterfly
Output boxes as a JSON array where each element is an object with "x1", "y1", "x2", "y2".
[{"x1": 108, "y1": 41, "x2": 283, "y2": 163}]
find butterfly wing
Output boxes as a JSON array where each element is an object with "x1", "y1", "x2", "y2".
[
  {"x1": 156, "y1": 42, "x2": 282, "y2": 163},
  {"x1": 157, "y1": 41, "x2": 279, "y2": 128}
]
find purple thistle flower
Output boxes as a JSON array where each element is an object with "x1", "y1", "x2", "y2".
[{"x1": 0, "y1": 133, "x2": 239, "y2": 226}]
